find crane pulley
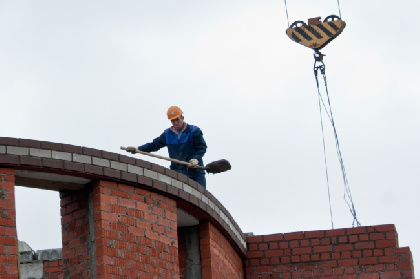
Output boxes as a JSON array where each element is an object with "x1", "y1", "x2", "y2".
[{"x1": 285, "y1": 15, "x2": 346, "y2": 53}]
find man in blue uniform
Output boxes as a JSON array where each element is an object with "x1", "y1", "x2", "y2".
[{"x1": 125, "y1": 106, "x2": 207, "y2": 188}]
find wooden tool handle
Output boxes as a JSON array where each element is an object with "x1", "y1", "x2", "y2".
[{"x1": 120, "y1": 146, "x2": 205, "y2": 170}]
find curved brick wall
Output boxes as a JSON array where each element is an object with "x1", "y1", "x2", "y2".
[
  {"x1": 0, "y1": 137, "x2": 246, "y2": 252},
  {"x1": 0, "y1": 137, "x2": 246, "y2": 278}
]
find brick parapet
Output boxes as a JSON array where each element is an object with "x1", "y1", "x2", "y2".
[
  {"x1": 0, "y1": 137, "x2": 246, "y2": 256},
  {"x1": 245, "y1": 224, "x2": 414, "y2": 278}
]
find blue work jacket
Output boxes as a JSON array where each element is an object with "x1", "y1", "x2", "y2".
[{"x1": 138, "y1": 124, "x2": 207, "y2": 176}]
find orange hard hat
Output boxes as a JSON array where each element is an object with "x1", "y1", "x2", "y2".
[{"x1": 167, "y1": 106, "x2": 183, "y2": 120}]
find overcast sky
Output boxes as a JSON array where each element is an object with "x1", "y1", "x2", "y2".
[{"x1": 1, "y1": 0, "x2": 419, "y2": 273}]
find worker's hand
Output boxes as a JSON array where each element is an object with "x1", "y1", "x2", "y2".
[
  {"x1": 125, "y1": 146, "x2": 137, "y2": 154},
  {"x1": 189, "y1": 159, "x2": 199, "y2": 168}
]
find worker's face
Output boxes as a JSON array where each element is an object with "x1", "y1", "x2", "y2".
[{"x1": 171, "y1": 116, "x2": 184, "y2": 131}]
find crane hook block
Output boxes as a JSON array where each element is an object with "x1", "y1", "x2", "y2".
[{"x1": 286, "y1": 15, "x2": 346, "y2": 50}]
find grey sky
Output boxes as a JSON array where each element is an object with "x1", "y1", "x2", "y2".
[{"x1": 1, "y1": 0, "x2": 419, "y2": 273}]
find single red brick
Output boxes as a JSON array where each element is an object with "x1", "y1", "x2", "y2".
[
  {"x1": 263, "y1": 233, "x2": 284, "y2": 242},
  {"x1": 40, "y1": 141, "x2": 62, "y2": 150},
  {"x1": 62, "y1": 144, "x2": 83, "y2": 155},
  {"x1": 85, "y1": 164, "x2": 103, "y2": 175},
  {"x1": 99, "y1": 151, "x2": 118, "y2": 161},
  {"x1": 63, "y1": 161, "x2": 84, "y2": 172},
  {"x1": 152, "y1": 180, "x2": 167, "y2": 192},
  {"x1": 138, "y1": 176, "x2": 152, "y2": 186},
  {"x1": 269, "y1": 242, "x2": 279, "y2": 250},
  {"x1": 374, "y1": 224, "x2": 396, "y2": 232},
  {"x1": 151, "y1": 163, "x2": 165, "y2": 173},
  {"x1": 0, "y1": 137, "x2": 19, "y2": 145},
  {"x1": 376, "y1": 239, "x2": 397, "y2": 248},
  {"x1": 338, "y1": 259, "x2": 357, "y2": 267},
  {"x1": 351, "y1": 250, "x2": 362, "y2": 258},
  {"x1": 359, "y1": 257, "x2": 378, "y2": 265},
  {"x1": 42, "y1": 158, "x2": 64, "y2": 169},
  {"x1": 120, "y1": 172, "x2": 136, "y2": 182},
  {"x1": 355, "y1": 241, "x2": 374, "y2": 250},
  {"x1": 381, "y1": 271, "x2": 402, "y2": 279},
  {"x1": 293, "y1": 247, "x2": 311, "y2": 255},
  {"x1": 326, "y1": 228, "x2": 346, "y2": 236},
  {"x1": 103, "y1": 168, "x2": 120, "y2": 179},
  {"x1": 379, "y1": 256, "x2": 399, "y2": 263},
  {"x1": 0, "y1": 155, "x2": 19, "y2": 165},
  {"x1": 118, "y1": 153, "x2": 137, "y2": 165},
  {"x1": 370, "y1": 232, "x2": 385, "y2": 240},
  {"x1": 134, "y1": 158, "x2": 150, "y2": 169},
  {"x1": 265, "y1": 249, "x2": 284, "y2": 258},
  {"x1": 20, "y1": 156, "x2": 42, "y2": 166},
  {"x1": 247, "y1": 251, "x2": 263, "y2": 258},
  {"x1": 313, "y1": 245, "x2": 332, "y2": 253},
  {"x1": 289, "y1": 240, "x2": 299, "y2": 248},
  {"x1": 335, "y1": 243, "x2": 354, "y2": 251},
  {"x1": 18, "y1": 139, "x2": 40, "y2": 148}
]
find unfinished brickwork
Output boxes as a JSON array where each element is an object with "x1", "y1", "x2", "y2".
[
  {"x1": 0, "y1": 168, "x2": 19, "y2": 279},
  {"x1": 60, "y1": 186, "x2": 93, "y2": 278},
  {"x1": 91, "y1": 180, "x2": 179, "y2": 278},
  {"x1": 246, "y1": 224, "x2": 414, "y2": 278},
  {"x1": 200, "y1": 221, "x2": 244, "y2": 279},
  {"x1": 0, "y1": 137, "x2": 415, "y2": 278},
  {"x1": 43, "y1": 259, "x2": 63, "y2": 279}
]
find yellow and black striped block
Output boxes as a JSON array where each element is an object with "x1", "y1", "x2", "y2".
[{"x1": 286, "y1": 15, "x2": 346, "y2": 50}]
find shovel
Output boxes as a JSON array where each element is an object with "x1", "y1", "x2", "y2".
[{"x1": 120, "y1": 146, "x2": 231, "y2": 174}]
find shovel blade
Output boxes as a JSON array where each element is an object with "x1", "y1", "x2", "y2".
[{"x1": 205, "y1": 159, "x2": 231, "y2": 174}]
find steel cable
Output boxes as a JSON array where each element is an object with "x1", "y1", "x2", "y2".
[{"x1": 314, "y1": 56, "x2": 361, "y2": 227}]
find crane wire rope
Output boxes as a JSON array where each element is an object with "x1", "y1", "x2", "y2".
[
  {"x1": 314, "y1": 57, "x2": 361, "y2": 227},
  {"x1": 283, "y1": 0, "x2": 290, "y2": 27},
  {"x1": 283, "y1": 0, "x2": 342, "y2": 27},
  {"x1": 336, "y1": 0, "x2": 342, "y2": 18},
  {"x1": 314, "y1": 60, "x2": 334, "y2": 229}
]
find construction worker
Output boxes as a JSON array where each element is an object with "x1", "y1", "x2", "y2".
[{"x1": 125, "y1": 106, "x2": 208, "y2": 188}]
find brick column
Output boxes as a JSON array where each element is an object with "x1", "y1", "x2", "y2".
[
  {"x1": 60, "y1": 186, "x2": 93, "y2": 278},
  {"x1": 92, "y1": 180, "x2": 179, "y2": 278},
  {"x1": 0, "y1": 168, "x2": 19, "y2": 278},
  {"x1": 200, "y1": 222, "x2": 244, "y2": 279}
]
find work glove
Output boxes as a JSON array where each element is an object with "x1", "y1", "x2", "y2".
[
  {"x1": 189, "y1": 159, "x2": 199, "y2": 168},
  {"x1": 125, "y1": 146, "x2": 137, "y2": 154}
]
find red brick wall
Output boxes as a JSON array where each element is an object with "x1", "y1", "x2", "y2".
[
  {"x1": 0, "y1": 168, "x2": 19, "y2": 279},
  {"x1": 246, "y1": 224, "x2": 414, "y2": 279},
  {"x1": 200, "y1": 221, "x2": 244, "y2": 279},
  {"x1": 43, "y1": 259, "x2": 63, "y2": 279},
  {"x1": 60, "y1": 185, "x2": 92, "y2": 278},
  {"x1": 92, "y1": 180, "x2": 179, "y2": 278}
]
